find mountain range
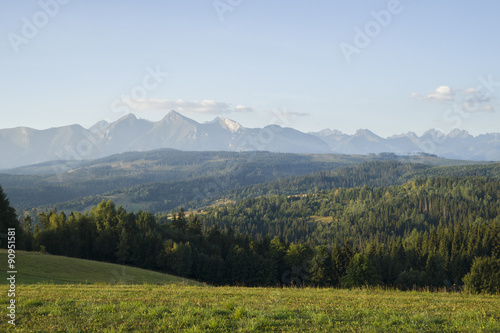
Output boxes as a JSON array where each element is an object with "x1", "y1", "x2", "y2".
[{"x1": 1, "y1": 110, "x2": 499, "y2": 169}]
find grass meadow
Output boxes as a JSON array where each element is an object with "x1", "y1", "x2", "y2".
[
  {"x1": 2, "y1": 284, "x2": 499, "y2": 332},
  {"x1": 1, "y1": 249, "x2": 201, "y2": 286},
  {"x1": 2, "y1": 250, "x2": 499, "y2": 332}
]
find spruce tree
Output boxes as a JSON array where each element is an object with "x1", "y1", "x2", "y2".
[{"x1": 0, "y1": 186, "x2": 20, "y2": 248}]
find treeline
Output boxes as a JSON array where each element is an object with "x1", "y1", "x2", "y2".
[
  {"x1": 199, "y1": 176, "x2": 500, "y2": 291},
  {"x1": 225, "y1": 161, "x2": 429, "y2": 201},
  {"x1": 200, "y1": 177, "x2": 500, "y2": 245},
  {"x1": 11, "y1": 176, "x2": 500, "y2": 293},
  {"x1": 224, "y1": 161, "x2": 500, "y2": 203}
]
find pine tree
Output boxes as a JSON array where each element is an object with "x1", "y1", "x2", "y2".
[
  {"x1": 331, "y1": 242, "x2": 346, "y2": 286},
  {"x1": 187, "y1": 213, "x2": 202, "y2": 234},
  {"x1": 269, "y1": 236, "x2": 286, "y2": 285},
  {"x1": 309, "y1": 245, "x2": 332, "y2": 286},
  {"x1": 342, "y1": 253, "x2": 379, "y2": 288},
  {"x1": 0, "y1": 186, "x2": 20, "y2": 248},
  {"x1": 115, "y1": 229, "x2": 130, "y2": 264},
  {"x1": 173, "y1": 208, "x2": 187, "y2": 230},
  {"x1": 21, "y1": 215, "x2": 34, "y2": 251}
]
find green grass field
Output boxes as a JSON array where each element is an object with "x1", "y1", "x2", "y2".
[
  {"x1": 2, "y1": 285, "x2": 499, "y2": 332},
  {"x1": 2, "y1": 250, "x2": 499, "y2": 332},
  {"x1": 0, "y1": 249, "x2": 202, "y2": 286}
]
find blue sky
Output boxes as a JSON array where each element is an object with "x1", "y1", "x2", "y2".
[{"x1": 1, "y1": 0, "x2": 499, "y2": 137}]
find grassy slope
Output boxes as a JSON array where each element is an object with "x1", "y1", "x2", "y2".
[
  {"x1": 2, "y1": 285, "x2": 499, "y2": 332},
  {"x1": 0, "y1": 249, "x2": 202, "y2": 286}
]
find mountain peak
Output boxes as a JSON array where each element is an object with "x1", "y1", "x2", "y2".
[
  {"x1": 89, "y1": 120, "x2": 109, "y2": 131},
  {"x1": 108, "y1": 114, "x2": 142, "y2": 129},
  {"x1": 423, "y1": 129, "x2": 445, "y2": 138},
  {"x1": 119, "y1": 113, "x2": 138, "y2": 121},
  {"x1": 313, "y1": 129, "x2": 344, "y2": 137},
  {"x1": 218, "y1": 117, "x2": 242, "y2": 133},
  {"x1": 162, "y1": 110, "x2": 196, "y2": 123},
  {"x1": 1, "y1": 113, "x2": 500, "y2": 170},
  {"x1": 390, "y1": 131, "x2": 417, "y2": 139},
  {"x1": 448, "y1": 128, "x2": 471, "y2": 139},
  {"x1": 355, "y1": 129, "x2": 378, "y2": 137},
  {"x1": 167, "y1": 110, "x2": 181, "y2": 117}
]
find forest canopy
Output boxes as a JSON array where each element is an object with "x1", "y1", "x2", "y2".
[{"x1": 13, "y1": 175, "x2": 499, "y2": 293}]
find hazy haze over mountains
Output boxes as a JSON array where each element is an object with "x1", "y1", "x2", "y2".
[{"x1": 0, "y1": 111, "x2": 499, "y2": 169}]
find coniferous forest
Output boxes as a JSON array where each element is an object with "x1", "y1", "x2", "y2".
[{"x1": 3, "y1": 161, "x2": 499, "y2": 294}]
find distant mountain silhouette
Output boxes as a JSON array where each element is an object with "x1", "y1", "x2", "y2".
[{"x1": 0, "y1": 111, "x2": 498, "y2": 169}]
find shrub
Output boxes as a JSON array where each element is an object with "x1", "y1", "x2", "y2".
[
  {"x1": 395, "y1": 269, "x2": 431, "y2": 291},
  {"x1": 463, "y1": 257, "x2": 500, "y2": 294}
]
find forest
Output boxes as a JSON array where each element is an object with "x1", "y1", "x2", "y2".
[
  {"x1": 2, "y1": 163, "x2": 499, "y2": 293},
  {"x1": 0, "y1": 150, "x2": 356, "y2": 212},
  {"x1": 2, "y1": 150, "x2": 484, "y2": 215}
]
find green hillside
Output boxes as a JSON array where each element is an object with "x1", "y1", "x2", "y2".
[
  {"x1": 0, "y1": 249, "x2": 203, "y2": 286},
  {"x1": 224, "y1": 161, "x2": 500, "y2": 203},
  {"x1": 2, "y1": 150, "x2": 358, "y2": 212},
  {"x1": 1, "y1": 149, "x2": 480, "y2": 215}
]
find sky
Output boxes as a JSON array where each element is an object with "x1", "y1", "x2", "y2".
[{"x1": 1, "y1": 0, "x2": 499, "y2": 137}]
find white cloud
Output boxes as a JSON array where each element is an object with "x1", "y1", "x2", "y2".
[
  {"x1": 411, "y1": 86, "x2": 455, "y2": 102},
  {"x1": 119, "y1": 98, "x2": 254, "y2": 114},
  {"x1": 426, "y1": 86, "x2": 455, "y2": 102},
  {"x1": 235, "y1": 105, "x2": 254, "y2": 113},
  {"x1": 413, "y1": 85, "x2": 496, "y2": 114}
]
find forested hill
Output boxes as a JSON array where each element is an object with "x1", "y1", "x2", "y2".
[
  {"x1": 20, "y1": 160, "x2": 500, "y2": 215},
  {"x1": 1, "y1": 150, "x2": 360, "y2": 212},
  {"x1": 15, "y1": 175, "x2": 500, "y2": 292},
  {"x1": 199, "y1": 176, "x2": 500, "y2": 245},
  {"x1": 224, "y1": 161, "x2": 428, "y2": 201},
  {"x1": 3, "y1": 150, "x2": 481, "y2": 215},
  {"x1": 223, "y1": 161, "x2": 500, "y2": 203}
]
